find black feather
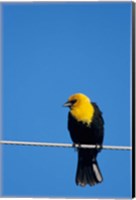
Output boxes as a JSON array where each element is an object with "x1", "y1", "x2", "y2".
[{"x1": 68, "y1": 102, "x2": 104, "y2": 186}]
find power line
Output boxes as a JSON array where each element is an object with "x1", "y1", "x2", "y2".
[{"x1": 0, "y1": 140, "x2": 132, "y2": 151}]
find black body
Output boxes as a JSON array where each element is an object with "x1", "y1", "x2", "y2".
[{"x1": 68, "y1": 102, "x2": 104, "y2": 186}]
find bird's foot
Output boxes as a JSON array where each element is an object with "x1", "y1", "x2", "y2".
[
  {"x1": 96, "y1": 144, "x2": 103, "y2": 152},
  {"x1": 72, "y1": 143, "x2": 80, "y2": 151}
]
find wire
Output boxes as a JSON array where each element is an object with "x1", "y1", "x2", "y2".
[{"x1": 0, "y1": 140, "x2": 132, "y2": 151}]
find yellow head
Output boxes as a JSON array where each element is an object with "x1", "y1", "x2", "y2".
[{"x1": 64, "y1": 93, "x2": 94, "y2": 125}]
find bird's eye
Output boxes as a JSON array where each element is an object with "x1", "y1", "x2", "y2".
[{"x1": 70, "y1": 99, "x2": 77, "y2": 105}]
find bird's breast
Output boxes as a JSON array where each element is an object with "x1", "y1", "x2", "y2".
[{"x1": 70, "y1": 104, "x2": 94, "y2": 126}]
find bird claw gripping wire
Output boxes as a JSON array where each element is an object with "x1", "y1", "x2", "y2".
[
  {"x1": 96, "y1": 144, "x2": 103, "y2": 152},
  {"x1": 72, "y1": 143, "x2": 80, "y2": 152}
]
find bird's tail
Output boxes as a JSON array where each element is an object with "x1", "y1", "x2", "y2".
[{"x1": 76, "y1": 149, "x2": 103, "y2": 187}]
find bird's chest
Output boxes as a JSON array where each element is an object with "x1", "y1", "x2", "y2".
[
  {"x1": 70, "y1": 106, "x2": 94, "y2": 126},
  {"x1": 68, "y1": 113, "x2": 93, "y2": 144}
]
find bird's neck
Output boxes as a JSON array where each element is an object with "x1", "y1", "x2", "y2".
[{"x1": 70, "y1": 103, "x2": 94, "y2": 125}]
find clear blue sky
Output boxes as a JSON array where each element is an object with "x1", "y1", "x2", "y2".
[{"x1": 1, "y1": 2, "x2": 132, "y2": 198}]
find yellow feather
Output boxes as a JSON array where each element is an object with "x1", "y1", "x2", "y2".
[{"x1": 68, "y1": 93, "x2": 94, "y2": 125}]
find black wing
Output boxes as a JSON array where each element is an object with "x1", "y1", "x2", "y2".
[{"x1": 91, "y1": 102, "x2": 104, "y2": 145}]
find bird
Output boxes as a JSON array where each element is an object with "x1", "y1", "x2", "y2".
[{"x1": 64, "y1": 93, "x2": 104, "y2": 187}]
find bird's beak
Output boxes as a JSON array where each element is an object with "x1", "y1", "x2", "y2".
[{"x1": 63, "y1": 101, "x2": 72, "y2": 107}]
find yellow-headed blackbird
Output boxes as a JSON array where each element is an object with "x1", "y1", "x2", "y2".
[{"x1": 64, "y1": 93, "x2": 104, "y2": 187}]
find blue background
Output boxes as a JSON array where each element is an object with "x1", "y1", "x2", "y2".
[{"x1": 2, "y1": 2, "x2": 132, "y2": 198}]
